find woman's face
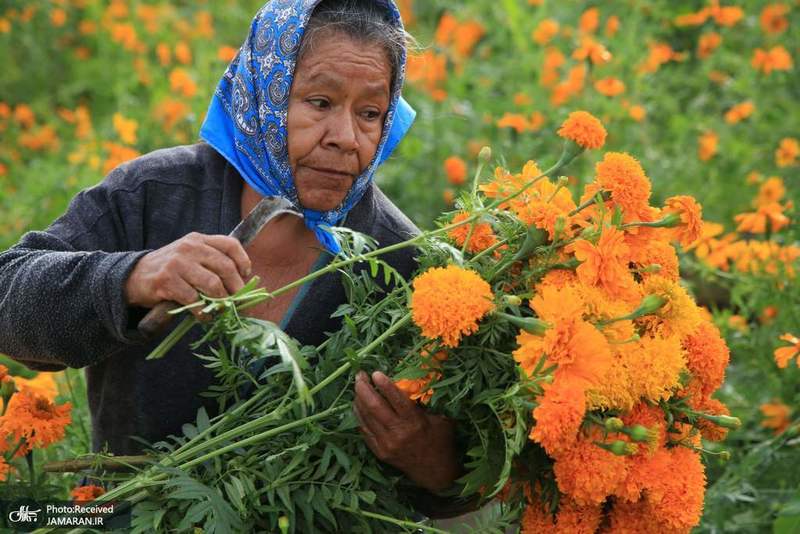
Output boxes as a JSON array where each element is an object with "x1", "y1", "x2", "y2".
[{"x1": 287, "y1": 31, "x2": 392, "y2": 212}]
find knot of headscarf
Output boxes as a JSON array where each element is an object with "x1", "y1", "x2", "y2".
[{"x1": 200, "y1": 0, "x2": 415, "y2": 254}]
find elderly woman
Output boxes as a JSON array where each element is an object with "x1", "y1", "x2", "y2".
[{"x1": 0, "y1": 0, "x2": 464, "y2": 507}]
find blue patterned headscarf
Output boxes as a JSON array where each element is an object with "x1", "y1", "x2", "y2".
[{"x1": 200, "y1": 0, "x2": 415, "y2": 254}]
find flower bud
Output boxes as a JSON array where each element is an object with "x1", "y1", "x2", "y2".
[
  {"x1": 604, "y1": 417, "x2": 624, "y2": 432},
  {"x1": 719, "y1": 451, "x2": 731, "y2": 462},
  {"x1": 597, "y1": 440, "x2": 637, "y2": 456},
  {"x1": 504, "y1": 295, "x2": 523, "y2": 307},
  {"x1": 278, "y1": 516, "x2": 290, "y2": 534},
  {"x1": 701, "y1": 414, "x2": 742, "y2": 430},
  {"x1": 478, "y1": 146, "x2": 492, "y2": 163},
  {"x1": 497, "y1": 312, "x2": 550, "y2": 336},
  {"x1": 625, "y1": 425, "x2": 656, "y2": 443},
  {"x1": 0, "y1": 377, "x2": 16, "y2": 403}
]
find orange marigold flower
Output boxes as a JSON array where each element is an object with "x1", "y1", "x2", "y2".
[
  {"x1": 447, "y1": 212, "x2": 498, "y2": 253},
  {"x1": 630, "y1": 239, "x2": 679, "y2": 282},
  {"x1": 554, "y1": 432, "x2": 629, "y2": 505},
  {"x1": 410, "y1": 265, "x2": 494, "y2": 347},
  {"x1": 775, "y1": 137, "x2": 799, "y2": 167},
  {"x1": 175, "y1": 41, "x2": 193, "y2": 65},
  {"x1": 50, "y1": 8, "x2": 67, "y2": 27},
  {"x1": 594, "y1": 77, "x2": 625, "y2": 97},
  {"x1": 663, "y1": 195, "x2": 704, "y2": 246},
  {"x1": 394, "y1": 374, "x2": 438, "y2": 404},
  {"x1": 626, "y1": 334, "x2": 686, "y2": 403},
  {"x1": 774, "y1": 333, "x2": 800, "y2": 368},
  {"x1": 0, "y1": 388, "x2": 71, "y2": 453},
  {"x1": 71, "y1": 484, "x2": 106, "y2": 503},
  {"x1": 557, "y1": 111, "x2": 607, "y2": 150},
  {"x1": 530, "y1": 380, "x2": 586, "y2": 456},
  {"x1": 734, "y1": 202, "x2": 790, "y2": 234},
  {"x1": 13, "y1": 104, "x2": 36, "y2": 129},
  {"x1": 724, "y1": 101, "x2": 755, "y2": 124},
  {"x1": 683, "y1": 322, "x2": 729, "y2": 396},
  {"x1": 555, "y1": 497, "x2": 603, "y2": 533},
  {"x1": 639, "y1": 276, "x2": 702, "y2": 339},
  {"x1": 112, "y1": 113, "x2": 138, "y2": 145},
  {"x1": 760, "y1": 4, "x2": 790, "y2": 35},
  {"x1": 761, "y1": 401, "x2": 792, "y2": 434},
  {"x1": 569, "y1": 226, "x2": 635, "y2": 298},
  {"x1": 752, "y1": 46, "x2": 793, "y2": 74},
  {"x1": 579, "y1": 7, "x2": 600, "y2": 34},
  {"x1": 593, "y1": 152, "x2": 652, "y2": 220},
  {"x1": 497, "y1": 112, "x2": 530, "y2": 133},
  {"x1": 521, "y1": 501, "x2": 556, "y2": 532},
  {"x1": 645, "y1": 446, "x2": 706, "y2": 531},
  {"x1": 544, "y1": 317, "x2": 613, "y2": 388},
  {"x1": 532, "y1": 18, "x2": 559, "y2": 45},
  {"x1": 217, "y1": 45, "x2": 238, "y2": 62},
  {"x1": 711, "y1": 5, "x2": 744, "y2": 27},
  {"x1": 693, "y1": 396, "x2": 732, "y2": 442},
  {"x1": 605, "y1": 15, "x2": 620, "y2": 37},
  {"x1": 756, "y1": 176, "x2": 786, "y2": 206},
  {"x1": 698, "y1": 130, "x2": 718, "y2": 161},
  {"x1": 628, "y1": 105, "x2": 646, "y2": 122},
  {"x1": 697, "y1": 31, "x2": 722, "y2": 59},
  {"x1": 169, "y1": 68, "x2": 197, "y2": 98},
  {"x1": 443, "y1": 156, "x2": 467, "y2": 185}
]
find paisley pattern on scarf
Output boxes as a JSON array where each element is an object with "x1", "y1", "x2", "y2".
[{"x1": 200, "y1": 0, "x2": 415, "y2": 253}]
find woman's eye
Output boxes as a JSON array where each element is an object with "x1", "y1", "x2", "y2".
[
  {"x1": 362, "y1": 110, "x2": 382, "y2": 121},
  {"x1": 308, "y1": 98, "x2": 329, "y2": 109}
]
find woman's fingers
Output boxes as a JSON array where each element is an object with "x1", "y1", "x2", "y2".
[
  {"x1": 371, "y1": 371, "x2": 417, "y2": 418},
  {"x1": 203, "y1": 235, "x2": 252, "y2": 279},
  {"x1": 354, "y1": 372, "x2": 397, "y2": 428},
  {"x1": 198, "y1": 244, "x2": 246, "y2": 294}
]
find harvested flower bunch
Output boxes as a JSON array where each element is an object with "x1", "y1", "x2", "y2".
[{"x1": 58, "y1": 111, "x2": 735, "y2": 534}]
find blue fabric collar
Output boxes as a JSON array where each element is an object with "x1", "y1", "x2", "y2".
[{"x1": 199, "y1": 0, "x2": 415, "y2": 254}]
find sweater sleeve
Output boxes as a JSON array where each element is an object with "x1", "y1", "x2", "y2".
[{"x1": 0, "y1": 167, "x2": 154, "y2": 370}]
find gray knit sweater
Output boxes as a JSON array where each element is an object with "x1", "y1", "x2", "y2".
[{"x1": 0, "y1": 142, "x2": 419, "y2": 455}]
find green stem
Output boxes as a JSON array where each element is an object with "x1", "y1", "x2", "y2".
[{"x1": 340, "y1": 508, "x2": 451, "y2": 534}]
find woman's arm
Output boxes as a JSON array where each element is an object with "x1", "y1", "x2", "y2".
[{"x1": 0, "y1": 168, "x2": 153, "y2": 370}]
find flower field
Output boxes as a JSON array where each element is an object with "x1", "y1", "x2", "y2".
[{"x1": 0, "y1": 1, "x2": 798, "y2": 532}]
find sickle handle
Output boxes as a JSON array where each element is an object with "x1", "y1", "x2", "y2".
[{"x1": 138, "y1": 301, "x2": 181, "y2": 339}]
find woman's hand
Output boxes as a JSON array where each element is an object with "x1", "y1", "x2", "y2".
[
  {"x1": 353, "y1": 371, "x2": 462, "y2": 493},
  {"x1": 124, "y1": 232, "x2": 252, "y2": 320}
]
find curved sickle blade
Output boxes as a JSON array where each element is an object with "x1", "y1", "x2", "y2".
[{"x1": 230, "y1": 195, "x2": 303, "y2": 247}]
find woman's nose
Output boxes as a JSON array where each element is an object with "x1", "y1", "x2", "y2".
[{"x1": 323, "y1": 108, "x2": 360, "y2": 153}]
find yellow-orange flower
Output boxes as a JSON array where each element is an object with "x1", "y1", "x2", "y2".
[
  {"x1": 447, "y1": 212, "x2": 498, "y2": 253},
  {"x1": 628, "y1": 105, "x2": 646, "y2": 122},
  {"x1": 0, "y1": 388, "x2": 71, "y2": 452},
  {"x1": 756, "y1": 177, "x2": 786, "y2": 206},
  {"x1": 698, "y1": 130, "x2": 718, "y2": 161},
  {"x1": 752, "y1": 46, "x2": 793, "y2": 74},
  {"x1": 645, "y1": 446, "x2": 706, "y2": 531},
  {"x1": 594, "y1": 77, "x2": 625, "y2": 97},
  {"x1": 775, "y1": 137, "x2": 799, "y2": 167},
  {"x1": 543, "y1": 317, "x2": 613, "y2": 388},
  {"x1": 554, "y1": 431, "x2": 629, "y2": 504},
  {"x1": 569, "y1": 226, "x2": 635, "y2": 298},
  {"x1": 554, "y1": 497, "x2": 603, "y2": 533},
  {"x1": 774, "y1": 333, "x2": 800, "y2": 368},
  {"x1": 639, "y1": 275, "x2": 701, "y2": 339},
  {"x1": 697, "y1": 31, "x2": 722, "y2": 59},
  {"x1": 530, "y1": 380, "x2": 586, "y2": 456},
  {"x1": 557, "y1": 111, "x2": 607, "y2": 150},
  {"x1": 443, "y1": 156, "x2": 467, "y2": 185},
  {"x1": 760, "y1": 4, "x2": 790, "y2": 34},
  {"x1": 71, "y1": 484, "x2": 106, "y2": 502},
  {"x1": 663, "y1": 195, "x2": 703, "y2": 246},
  {"x1": 593, "y1": 152, "x2": 652, "y2": 220},
  {"x1": 532, "y1": 18, "x2": 559, "y2": 45},
  {"x1": 734, "y1": 202, "x2": 790, "y2": 234},
  {"x1": 683, "y1": 322, "x2": 729, "y2": 396},
  {"x1": 724, "y1": 101, "x2": 755, "y2": 124},
  {"x1": 410, "y1": 265, "x2": 494, "y2": 347},
  {"x1": 760, "y1": 401, "x2": 791, "y2": 434},
  {"x1": 112, "y1": 113, "x2": 138, "y2": 145}
]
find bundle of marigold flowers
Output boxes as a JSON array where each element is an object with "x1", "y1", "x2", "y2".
[{"x1": 56, "y1": 111, "x2": 736, "y2": 534}]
